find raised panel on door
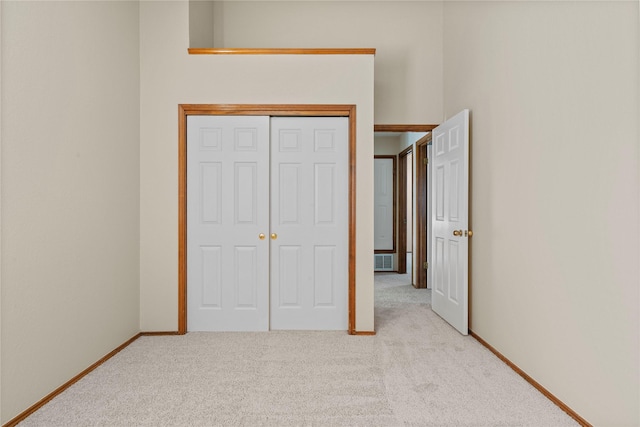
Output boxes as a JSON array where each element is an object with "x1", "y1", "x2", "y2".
[
  {"x1": 187, "y1": 115, "x2": 270, "y2": 331},
  {"x1": 431, "y1": 110, "x2": 469, "y2": 335},
  {"x1": 270, "y1": 117, "x2": 349, "y2": 330}
]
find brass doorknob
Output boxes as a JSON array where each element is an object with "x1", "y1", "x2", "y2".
[
  {"x1": 468, "y1": 230, "x2": 473, "y2": 237},
  {"x1": 271, "y1": 233, "x2": 278, "y2": 240},
  {"x1": 259, "y1": 233, "x2": 266, "y2": 240},
  {"x1": 453, "y1": 230, "x2": 462, "y2": 237}
]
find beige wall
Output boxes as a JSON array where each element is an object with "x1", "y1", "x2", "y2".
[
  {"x1": 443, "y1": 1, "x2": 639, "y2": 425},
  {"x1": 189, "y1": 0, "x2": 215, "y2": 48},
  {"x1": 191, "y1": 0, "x2": 444, "y2": 124},
  {"x1": 0, "y1": 1, "x2": 140, "y2": 422},
  {"x1": 373, "y1": 135, "x2": 401, "y2": 156},
  {"x1": 139, "y1": 1, "x2": 375, "y2": 332}
]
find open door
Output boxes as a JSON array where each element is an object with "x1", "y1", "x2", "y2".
[{"x1": 431, "y1": 110, "x2": 470, "y2": 335}]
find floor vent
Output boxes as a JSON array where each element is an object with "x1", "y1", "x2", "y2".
[{"x1": 374, "y1": 254, "x2": 394, "y2": 271}]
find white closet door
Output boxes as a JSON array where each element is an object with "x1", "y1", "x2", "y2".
[
  {"x1": 187, "y1": 115, "x2": 270, "y2": 331},
  {"x1": 270, "y1": 117, "x2": 349, "y2": 330}
]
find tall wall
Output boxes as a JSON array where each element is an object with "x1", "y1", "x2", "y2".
[
  {"x1": 190, "y1": 0, "x2": 444, "y2": 124},
  {"x1": 443, "y1": 1, "x2": 639, "y2": 425},
  {"x1": 139, "y1": 1, "x2": 375, "y2": 332},
  {"x1": 0, "y1": 1, "x2": 141, "y2": 422}
]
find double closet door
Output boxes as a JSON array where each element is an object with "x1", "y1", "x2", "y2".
[{"x1": 187, "y1": 115, "x2": 348, "y2": 331}]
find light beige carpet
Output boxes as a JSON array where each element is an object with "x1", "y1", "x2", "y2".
[{"x1": 18, "y1": 273, "x2": 578, "y2": 426}]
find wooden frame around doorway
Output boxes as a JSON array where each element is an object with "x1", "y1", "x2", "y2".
[
  {"x1": 178, "y1": 104, "x2": 357, "y2": 334},
  {"x1": 415, "y1": 133, "x2": 432, "y2": 288},
  {"x1": 397, "y1": 145, "x2": 412, "y2": 275}
]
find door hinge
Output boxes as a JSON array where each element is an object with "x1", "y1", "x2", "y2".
[
  {"x1": 423, "y1": 158, "x2": 429, "y2": 165},
  {"x1": 423, "y1": 262, "x2": 429, "y2": 269}
]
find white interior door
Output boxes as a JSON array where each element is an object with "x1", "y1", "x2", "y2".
[
  {"x1": 188, "y1": 115, "x2": 348, "y2": 331},
  {"x1": 374, "y1": 157, "x2": 394, "y2": 251},
  {"x1": 187, "y1": 115, "x2": 270, "y2": 331},
  {"x1": 270, "y1": 117, "x2": 349, "y2": 330},
  {"x1": 431, "y1": 110, "x2": 470, "y2": 335}
]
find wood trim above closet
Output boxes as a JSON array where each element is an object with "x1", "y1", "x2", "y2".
[
  {"x1": 188, "y1": 48, "x2": 376, "y2": 55},
  {"x1": 180, "y1": 104, "x2": 353, "y2": 117},
  {"x1": 374, "y1": 124, "x2": 438, "y2": 132}
]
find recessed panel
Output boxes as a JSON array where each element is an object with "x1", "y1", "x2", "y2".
[
  {"x1": 434, "y1": 237, "x2": 445, "y2": 295},
  {"x1": 235, "y1": 163, "x2": 256, "y2": 224},
  {"x1": 279, "y1": 164, "x2": 300, "y2": 224},
  {"x1": 279, "y1": 130, "x2": 301, "y2": 152},
  {"x1": 201, "y1": 246, "x2": 222, "y2": 308},
  {"x1": 449, "y1": 160, "x2": 459, "y2": 222},
  {"x1": 315, "y1": 163, "x2": 335, "y2": 225},
  {"x1": 201, "y1": 162, "x2": 222, "y2": 224},
  {"x1": 279, "y1": 246, "x2": 301, "y2": 307},
  {"x1": 374, "y1": 160, "x2": 389, "y2": 196},
  {"x1": 200, "y1": 128, "x2": 222, "y2": 151},
  {"x1": 448, "y1": 240, "x2": 460, "y2": 304},
  {"x1": 449, "y1": 126, "x2": 460, "y2": 151},
  {"x1": 435, "y1": 133, "x2": 446, "y2": 156},
  {"x1": 436, "y1": 165, "x2": 445, "y2": 221},
  {"x1": 235, "y1": 246, "x2": 257, "y2": 308},
  {"x1": 314, "y1": 130, "x2": 335, "y2": 152},
  {"x1": 235, "y1": 128, "x2": 258, "y2": 151},
  {"x1": 314, "y1": 246, "x2": 335, "y2": 307},
  {"x1": 375, "y1": 206, "x2": 388, "y2": 237}
]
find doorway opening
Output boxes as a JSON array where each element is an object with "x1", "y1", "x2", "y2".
[
  {"x1": 373, "y1": 126, "x2": 434, "y2": 289},
  {"x1": 375, "y1": 111, "x2": 470, "y2": 334}
]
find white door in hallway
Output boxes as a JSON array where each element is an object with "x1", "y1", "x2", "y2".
[
  {"x1": 187, "y1": 115, "x2": 348, "y2": 331},
  {"x1": 373, "y1": 157, "x2": 394, "y2": 251},
  {"x1": 270, "y1": 117, "x2": 349, "y2": 330},
  {"x1": 431, "y1": 110, "x2": 470, "y2": 335},
  {"x1": 187, "y1": 116, "x2": 270, "y2": 331}
]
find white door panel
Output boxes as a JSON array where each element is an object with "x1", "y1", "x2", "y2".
[
  {"x1": 270, "y1": 117, "x2": 349, "y2": 330},
  {"x1": 187, "y1": 115, "x2": 270, "y2": 331},
  {"x1": 188, "y1": 116, "x2": 348, "y2": 331},
  {"x1": 374, "y1": 158, "x2": 394, "y2": 250},
  {"x1": 431, "y1": 110, "x2": 470, "y2": 335}
]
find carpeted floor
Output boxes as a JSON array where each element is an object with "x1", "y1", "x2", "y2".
[{"x1": 18, "y1": 271, "x2": 578, "y2": 426}]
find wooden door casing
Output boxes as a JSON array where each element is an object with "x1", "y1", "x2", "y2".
[{"x1": 178, "y1": 104, "x2": 358, "y2": 334}]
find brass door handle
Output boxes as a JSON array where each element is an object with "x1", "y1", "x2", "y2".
[
  {"x1": 270, "y1": 233, "x2": 278, "y2": 240},
  {"x1": 259, "y1": 233, "x2": 266, "y2": 240},
  {"x1": 453, "y1": 230, "x2": 463, "y2": 237},
  {"x1": 467, "y1": 230, "x2": 473, "y2": 237}
]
